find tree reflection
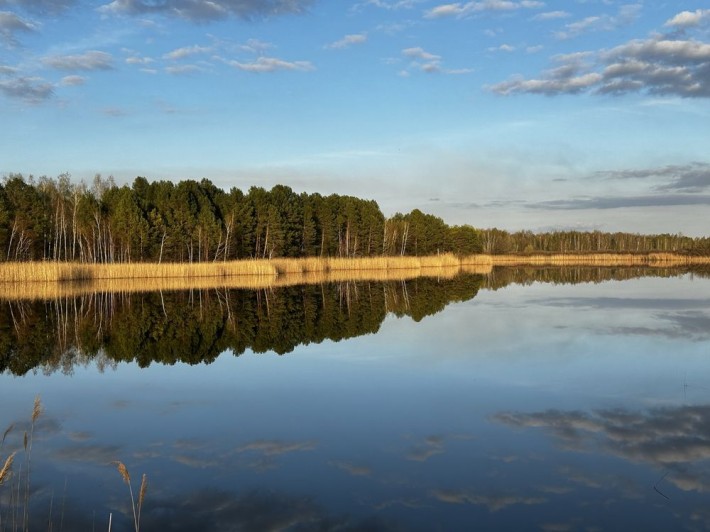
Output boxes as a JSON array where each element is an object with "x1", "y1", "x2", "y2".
[{"x1": 0, "y1": 275, "x2": 484, "y2": 376}]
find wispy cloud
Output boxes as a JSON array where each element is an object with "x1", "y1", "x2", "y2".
[
  {"x1": 354, "y1": 0, "x2": 422, "y2": 10},
  {"x1": 400, "y1": 46, "x2": 472, "y2": 75},
  {"x1": 102, "y1": 105, "x2": 128, "y2": 116},
  {"x1": 554, "y1": 4, "x2": 641, "y2": 40},
  {"x1": 42, "y1": 50, "x2": 113, "y2": 71},
  {"x1": 125, "y1": 55, "x2": 153, "y2": 65},
  {"x1": 165, "y1": 64, "x2": 202, "y2": 75},
  {"x1": 425, "y1": 1, "x2": 544, "y2": 20},
  {"x1": 227, "y1": 56, "x2": 314, "y2": 73},
  {"x1": 0, "y1": 10, "x2": 36, "y2": 45},
  {"x1": 533, "y1": 10, "x2": 570, "y2": 21},
  {"x1": 98, "y1": 0, "x2": 314, "y2": 23},
  {"x1": 0, "y1": 75, "x2": 53, "y2": 102},
  {"x1": 325, "y1": 32, "x2": 367, "y2": 50},
  {"x1": 1, "y1": 0, "x2": 77, "y2": 15},
  {"x1": 163, "y1": 44, "x2": 212, "y2": 60},
  {"x1": 526, "y1": 194, "x2": 710, "y2": 210},
  {"x1": 60, "y1": 74, "x2": 86, "y2": 86},
  {"x1": 597, "y1": 162, "x2": 710, "y2": 193},
  {"x1": 488, "y1": 43, "x2": 515, "y2": 52},
  {"x1": 402, "y1": 46, "x2": 441, "y2": 61}
]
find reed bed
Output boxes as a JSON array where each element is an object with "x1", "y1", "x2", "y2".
[
  {"x1": 0, "y1": 264, "x2": 495, "y2": 301},
  {"x1": 0, "y1": 260, "x2": 279, "y2": 283},
  {"x1": 489, "y1": 253, "x2": 710, "y2": 266},
  {"x1": 0, "y1": 253, "x2": 480, "y2": 284},
  {"x1": 0, "y1": 252, "x2": 703, "y2": 296}
]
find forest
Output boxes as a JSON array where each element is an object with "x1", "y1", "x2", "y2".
[{"x1": 1, "y1": 172, "x2": 708, "y2": 263}]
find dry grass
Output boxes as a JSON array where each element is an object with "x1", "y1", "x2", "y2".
[
  {"x1": 0, "y1": 252, "x2": 703, "y2": 300},
  {"x1": 0, "y1": 260, "x2": 279, "y2": 283},
  {"x1": 0, "y1": 254, "x2": 497, "y2": 300},
  {"x1": 0, "y1": 452, "x2": 15, "y2": 485},
  {"x1": 489, "y1": 253, "x2": 710, "y2": 266},
  {"x1": 0, "y1": 263, "x2": 494, "y2": 300}
]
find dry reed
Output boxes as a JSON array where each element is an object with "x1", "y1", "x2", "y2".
[
  {"x1": 0, "y1": 255, "x2": 495, "y2": 300},
  {"x1": 0, "y1": 453, "x2": 15, "y2": 485},
  {"x1": 113, "y1": 461, "x2": 146, "y2": 532},
  {"x1": 489, "y1": 253, "x2": 710, "y2": 266},
  {"x1": 1, "y1": 425, "x2": 13, "y2": 448},
  {"x1": 0, "y1": 252, "x2": 703, "y2": 299}
]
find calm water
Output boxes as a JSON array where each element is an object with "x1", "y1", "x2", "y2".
[{"x1": 1, "y1": 268, "x2": 710, "y2": 531}]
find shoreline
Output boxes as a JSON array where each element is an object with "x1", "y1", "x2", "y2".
[
  {"x1": 0, "y1": 253, "x2": 706, "y2": 300},
  {"x1": 0, "y1": 253, "x2": 708, "y2": 284}
]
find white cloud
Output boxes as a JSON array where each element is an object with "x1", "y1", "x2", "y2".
[
  {"x1": 325, "y1": 33, "x2": 367, "y2": 50},
  {"x1": 98, "y1": 0, "x2": 314, "y2": 23},
  {"x1": 239, "y1": 38, "x2": 274, "y2": 54},
  {"x1": 488, "y1": 43, "x2": 515, "y2": 52},
  {"x1": 401, "y1": 47, "x2": 472, "y2": 75},
  {"x1": 532, "y1": 10, "x2": 570, "y2": 21},
  {"x1": 60, "y1": 75, "x2": 86, "y2": 86},
  {"x1": 125, "y1": 55, "x2": 154, "y2": 65},
  {"x1": 490, "y1": 10, "x2": 710, "y2": 99},
  {"x1": 555, "y1": 4, "x2": 641, "y2": 40},
  {"x1": 402, "y1": 46, "x2": 441, "y2": 61},
  {"x1": 425, "y1": 1, "x2": 544, "y2": 19},
  {"x1": 354, "y1": 0, "x2": 421, "y2": 9},
  {"x1": 665, "y1": 9, "x2": 710, "y2": 29},
  {"x1": 0, "y1": 75, "x2": 53, "y2": 102},
  {"x1": 0, "y1": 10, "x2": 36, "y2": 44},
  {"x1": 42, "y1": 50, "x2": 113, "y2": 71},
  {"x1": 163, "y1": 45, "x2": 212, "y2": 60},
  {"x1": 228, "y1": 56, "x2": 315, "y2": 73},
  {"x1": 165, "y1": 64, "x2": 201, "y2": 75}
]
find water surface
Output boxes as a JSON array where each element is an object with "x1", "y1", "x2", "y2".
[{"x1": 1, "y1": 267, "x2": 709, "y2": 531}]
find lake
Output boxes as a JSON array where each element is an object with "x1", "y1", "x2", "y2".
[{"x1": 1, "y1": 267, "x2": 709, "y2": 531}]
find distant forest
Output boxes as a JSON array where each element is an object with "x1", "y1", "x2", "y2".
[{"x1": 1, "y1": 173, "x2": 708, "y2": 262}]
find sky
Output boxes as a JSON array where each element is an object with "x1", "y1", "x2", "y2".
[{"x1": 1, "y1": 1, "x2": 709, "y2": 236}]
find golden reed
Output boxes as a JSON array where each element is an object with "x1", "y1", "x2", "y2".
[
  {"x1": 0, "y1": 258, "x2": 493, "y2": 301},
  {"x1": 489, "y1": 253, "x2": 710, "y2": 266},
  {"x1": 0, "y1": 253, "x2": 706, "y2": 301},
  {"x1": 0, "y1": 254, "x2": 490, "y2": 283}
]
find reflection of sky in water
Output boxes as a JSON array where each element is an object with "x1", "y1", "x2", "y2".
[{"x1": 1, "y1": 274, "x2": 710, "y2": 530}]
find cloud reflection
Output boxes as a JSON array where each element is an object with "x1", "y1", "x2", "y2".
[
  {"x1": 494, "y1": 404, "x2": 710, "y2": 493},
  {"x1": 140, "y1": 488, "x2": 398, "y2": 531},
  {"x1": 431, "y1": 489, "x2": 546, "y2": 512}
]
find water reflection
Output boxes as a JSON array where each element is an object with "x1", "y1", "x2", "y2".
[
  {"x1": 0, "y1": 275, "x2": 485, "y2": 376},
  {"x1": 495, "y1": 403, "x2": 710, "y2": 493},
  {"x1": 2, "y1": 266, "x2": 706, "y2": 377},
  {"x1": 1, "y1": 267, "x2": 709, "y2": 531}
]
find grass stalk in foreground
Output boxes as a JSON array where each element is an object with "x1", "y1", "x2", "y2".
[{"x1": 113, "y1": 461, "x2": 147, "y2": 532}]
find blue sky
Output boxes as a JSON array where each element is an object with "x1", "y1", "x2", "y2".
[{"x1": 1, "y1": 1, "x2": 709, "y2": 235}]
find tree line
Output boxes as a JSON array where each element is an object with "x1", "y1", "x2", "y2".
[
  {"x1": 480, "y1": 228, "x2": 710, "y2": 255},
  {"x1": 0, "y1": 172, "x2": 707, "y2": 262},
  {"x1": 0, "y1": 173, "x2": 481, "y2": 262}
]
